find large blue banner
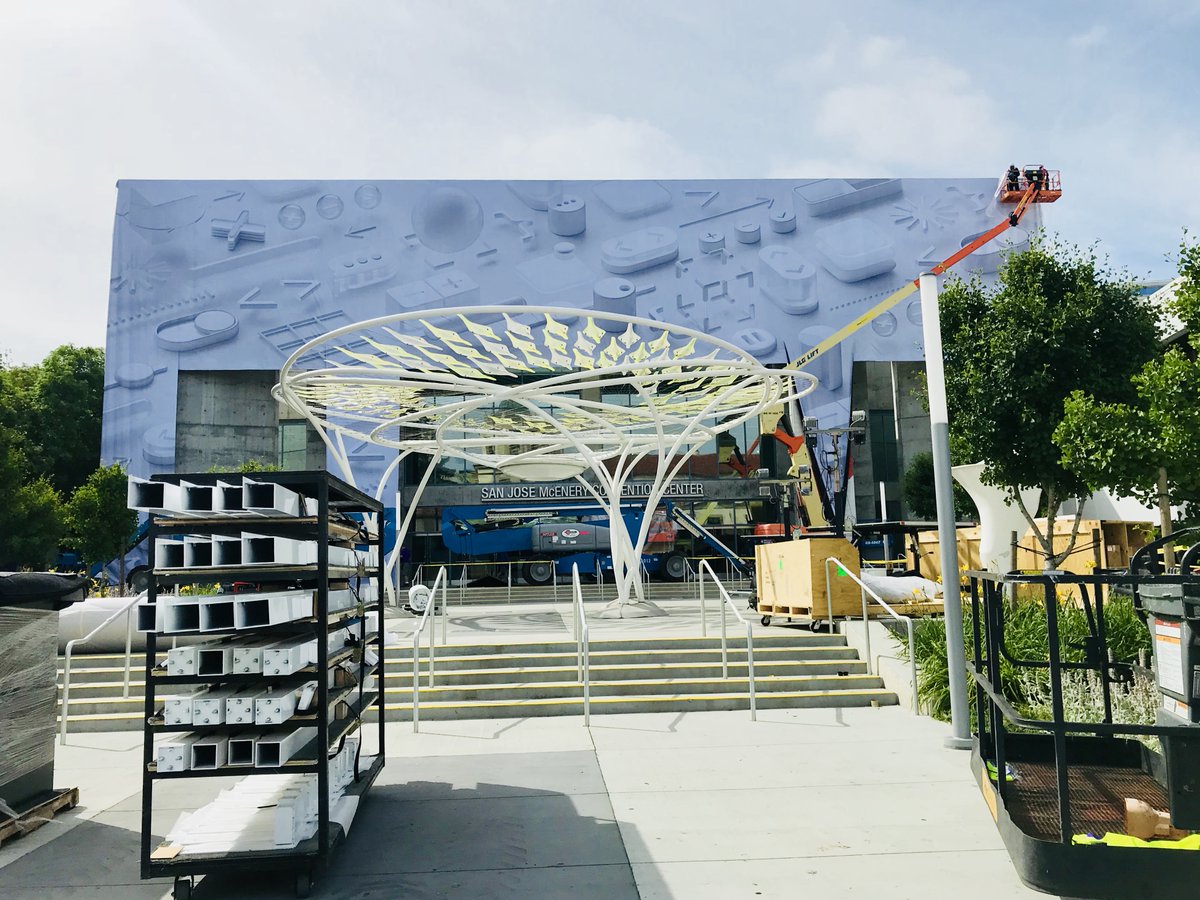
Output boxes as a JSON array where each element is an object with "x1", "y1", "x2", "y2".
[{"x1": 103, "y1": 178, "x2": 1031, "y2": 493}]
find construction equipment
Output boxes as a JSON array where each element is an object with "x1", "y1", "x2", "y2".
[
  {"x1": 440, "y1": 499, "x2": 751, "y2": 585},
  {"x1": 781, "y1": 167, "x2": 1062, "y2": 528},
  {"x1": 969, "y1": 531, "x2": 1200, "y2": 899}
]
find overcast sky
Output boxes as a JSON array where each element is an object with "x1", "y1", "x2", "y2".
[{"x1": 2, "y1": 0, "x2": 1198, "y2": 365}]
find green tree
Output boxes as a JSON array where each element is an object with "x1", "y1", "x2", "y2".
[
  {"x1": 1056, "y1": 236, "x2": 1200, "y2": 520},
  {"x1": 32, "y1": 345, "x2": 105, "y2": 494},
  {"x1": 902, "y1": 451, "x2": 977, "y2": 521},
  {"x1": 67, "y1": 464, "x2": 137, "y2": 591},
  {"x1": 0, "y1": 344, "x2": 105, "y2": 497},
  {"x1": 939, "y1": 236, "x2": 1162, "y2": 568},
  {"x1": 0, "y1": 426, "x2": 64, "y2": 569}
]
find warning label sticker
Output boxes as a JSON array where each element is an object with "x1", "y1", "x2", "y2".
[{"x1": 1154, "y1": 618, "x2": 1184, "y2": 696}]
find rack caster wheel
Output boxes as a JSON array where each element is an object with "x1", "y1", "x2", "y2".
[
  {"x1": 173, "y1": 877, "x2": 193, "y2": 900},
  {"x1": 761, "y1": 615, "x2": 772, "y2": 626},
  {"x1": 295, "y1": 870, "x2": 313, "y2": 899}
]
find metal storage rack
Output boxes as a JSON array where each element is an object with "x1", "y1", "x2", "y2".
[{"x1": 136, "y1": 471, "x2": 385, "y2": 899}]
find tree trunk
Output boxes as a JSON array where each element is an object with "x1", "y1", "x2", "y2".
[
  {"x1": 118, "y1": 552, "x2": 127, "y2": 597},
  {"x1": 1009, "y1": 482, "x2": 1086, "y2": 571}
]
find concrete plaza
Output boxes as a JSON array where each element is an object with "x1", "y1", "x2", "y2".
[{"x1": 0, "y1": 705, "x2": 1043, "y2": 899}]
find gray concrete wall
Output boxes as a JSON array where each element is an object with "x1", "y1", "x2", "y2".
[{"x1": 175, "y1": 371, "x2": 325, "y2": 472}]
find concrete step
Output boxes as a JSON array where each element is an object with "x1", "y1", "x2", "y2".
[
  {"x1": 387, "y1": 633, "x2": 850, "y2": 657},
  {"x1": 390, "y1": 673, "x2": 886, "y2": 704},
  {"x1": 387, "y1": 658, "x2": 869, "y2": 685},
  {"x1": 57, "y1": 659, "x2": 868, "y2": 703},
  {"x1": 386, "y1": 645, "x2": 860, "y2": 670},
  {"x1": 55, "y1": 632, "x2": 897, "y2": 730},
  {"x1": 57, "y1": 669, "x2": 885, "y2": 718},
  {"x1": 386, "y1": 688, "x2": 898, "y2": 720}
]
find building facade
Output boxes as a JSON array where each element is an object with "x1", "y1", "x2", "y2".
[{"x1": 103, "y1": 178, "x2": 1033, "y2": 559}]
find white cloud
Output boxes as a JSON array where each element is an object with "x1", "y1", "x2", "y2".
[{"x1": 1068, "y1": 24, "x2": 1108, "y2": 49}]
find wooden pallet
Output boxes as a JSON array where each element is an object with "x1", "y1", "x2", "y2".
[
  {"x1": 757, "y1": 599, "x2": 943, "y2": 621},
  {"x1": 0, "y1": 787, "x2": 79, "y2": 848},
  {"x1": 756, "y1": 601, "x2": 823, "y2": 626}
]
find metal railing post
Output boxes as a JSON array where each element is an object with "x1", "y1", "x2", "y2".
[
  {"x1": 746, "y1": 621, "x2": 757, "y2": 721},
  {"x1": 507, "y1": 562, "x2": 512, "y2": 603},
  {"x1": 412, "y1": 566, "x2": 447, "y2": 733},
  {"x1": 122, "y1": 603, "x2": 135, "y2": 698},
  {"x1": 59, "y1": 651, "x2": 73, "y2": 745},
  {"x1": 697, "y1": 559, "x2": 755, "y2": 721},
  {"x1": 572, "y1": 563, "x2": 590, "y2": 726},
  {"x1": 825, "y1": 557, "x2": 918, "y2": 714},
  {"x1": 59, "y1": 591, "x2": 145, "y2": 745},
  {"x1": 427, "y1": 592, "x2": 435, "y2": 687},
  {"x1": 860, "y1": 581, "x2": 873, "y2": 676},
  {"x1": 720, "y1": 591, "x2": 728, "y2": 678},
  {"x1": 700, "y1": 565, "x2": 708, "y2": 638}
]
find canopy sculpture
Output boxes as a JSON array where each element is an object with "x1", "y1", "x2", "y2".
[{"x1": 272, "y1": 306, "x2": 817, "y2": 617}]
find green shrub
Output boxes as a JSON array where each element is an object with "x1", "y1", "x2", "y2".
[{"x1": 907, "y1": 591, "x2": 1150, "y2": 722}]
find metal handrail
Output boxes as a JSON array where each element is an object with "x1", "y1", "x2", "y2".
[
  {"x1": 570, "y1": 563, "x2": 591, "y2": 726},
  {"x1": 60, "y1": 591, "x2": 144, "y2": 744},
  {"x1": 411, "y1": 566, "x2": 449, "y2": 733},
  {"x1": 824, "y1": 558, "x2": 918, "y2": 713},
  {"x1": 697, "y1": 559, "x2": 756, "y2": 720}
]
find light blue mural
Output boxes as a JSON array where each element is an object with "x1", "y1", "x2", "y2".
[{"x1": 102, "y1": 178, "x2": 1035, "y2": 494}]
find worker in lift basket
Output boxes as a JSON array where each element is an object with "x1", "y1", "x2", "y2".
[
  {"x1": 1006, "y1": 165, "x2": 1020, "y2": 192},
  {"x1": 1038, "y1": 165, "x2": 1049, "y2": 188}
]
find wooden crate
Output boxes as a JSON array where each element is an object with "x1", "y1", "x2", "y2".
[
  {"x1": 914, "y1": 527, "x2": 981, "y2": 582},
  {"x1": 756, "y1": 536, "x2": 861, "y2": 619},
  {"x1": 1014, "y1": 518, "x2": 1153, "y2": 600}
]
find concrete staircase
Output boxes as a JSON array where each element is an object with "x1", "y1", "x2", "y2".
[
  {"x1": 390, "y1": 633, "x2": 895, "y2": 720},
  {"x1": 56, "y1": 633, "x2": 896, "y2": 732}
]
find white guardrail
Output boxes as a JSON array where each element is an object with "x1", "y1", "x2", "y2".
[
  {"x1": 59, "y1": 591, "x2": 142, "y2": 744},
  {"x1": 570, "y1": 563, "x2": 591, "y2": 726},
  {"x1": 411, "y1": 566, "x2": 449, "y2": 733},
  {"x1": 697, "y1": 559, "x2": 756, "y2": 721},
  {"x1": 825, "y1": 557, "x2": 919, "y2": 713}
]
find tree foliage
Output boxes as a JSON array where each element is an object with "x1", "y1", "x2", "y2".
[
  {"x1": 939, "y1": 236, "x2": 1161, "y2": 567},
  {"x1": 902, "y1": 451, "x2": 977, "y2": 521},
  {"x1": 0, "y1": 344, "x2": 104, "y2": 496},
  {"x1": 0, "y1": 426, "x2": 64, "y2": 569},
  {"x1": 1056, "y1": 235, "x2": 1200, "y2": 519},
  {"x1": 67, "y1": 463, "x2": 137, "y2": 589},
  {"x1": 31, "y1": 345, "x2": 105, "y2": 494}
]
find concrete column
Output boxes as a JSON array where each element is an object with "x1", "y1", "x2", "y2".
[{"x1": 920, "y1": 273, "x2": 971, "y2": 750}]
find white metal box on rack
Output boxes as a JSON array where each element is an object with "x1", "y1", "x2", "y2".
[
  {"x1": 255, "y1": 685, "x2": 304, "y2": 725},
  {"x1": 242, "y1": 479, "x2": 302, "y2": 517},
  {"x1": 225, "y1": 688, "x2": 268, "y2": 725},
  {"x1": 192, "y1": 686, "x2": 242, "y2": 725},
  {"x1": 190, "y1": 735, "x2": 228, "y2": 770},
  {"x1": 255, "y1": 727, "x2": 309, "y2": 767}
]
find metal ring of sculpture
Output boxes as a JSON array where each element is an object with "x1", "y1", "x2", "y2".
[{"x1": 273, "y1": 306, "x2": 818, "y2": 614}]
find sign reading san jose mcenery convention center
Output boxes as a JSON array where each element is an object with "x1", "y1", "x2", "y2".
[
  {"x1": 480, "y1": 481, "x2": 706, "y2": 502},
  {"x1": 101, "y1": 178, "x2": 1029, "y2": 497}
]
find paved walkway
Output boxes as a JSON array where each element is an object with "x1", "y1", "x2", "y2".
[
  {"x1": 0, "y1": 707, "x2": 1042, "y2": 899},
  {"x1": 3, "y1": 598, "x2": 1047, "y2": 897}
]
